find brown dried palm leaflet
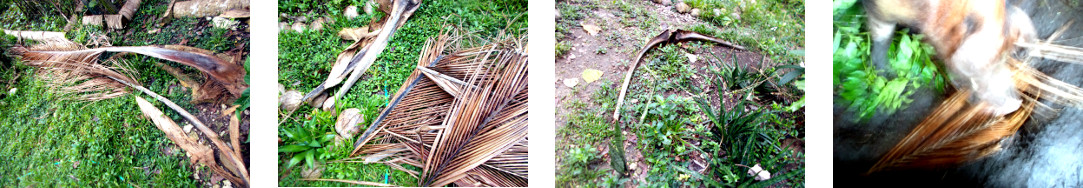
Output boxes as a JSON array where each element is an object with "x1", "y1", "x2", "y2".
[{"x1": 310, "y1": 33, "x2": 528, "y2": 187}]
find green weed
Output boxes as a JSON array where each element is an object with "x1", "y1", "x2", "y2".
[{"x1": 833, "y1": 0, "x2": 946, "y2": 121}]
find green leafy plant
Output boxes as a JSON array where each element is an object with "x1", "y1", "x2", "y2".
[
  {"x1": 279, "y1": 126, "x2": 336, "y2": 169},
  {"x1": 558, "y1": 144, "x2": 605, "y2": 185},
  {"x1": 684, "y1": 56, "x2": 801, "y2": 187},
  {"x1": 833, "y1": 0, "x2": 946, "y2": 121}
]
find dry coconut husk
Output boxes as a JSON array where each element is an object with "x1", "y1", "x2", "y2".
[
  {"x1": 170, "y1": 0, "x2": 250, "y2": 18},
  {"x1": 82, "y1": 0, "x2": 142, "y2": 29}
]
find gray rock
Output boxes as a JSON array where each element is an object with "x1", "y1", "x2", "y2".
[
  {"x1": 676, "y1": 3, "x2": 691, "y2": 13},
  {"x1": 291, "y1": 22, "x2": 306, "y2": 33},
  {"x1": 212, "y1": 17, "x2": 239, "y2": 30},
  {"x1": 335, "y1": 108, "x2": 364, "y2": 139},
  {"x1": 280, "y1": 90, "x2": 303, "y2": 112},
  {"x1": 345, "y1": 5, "x2": 359, "y2": 19}
]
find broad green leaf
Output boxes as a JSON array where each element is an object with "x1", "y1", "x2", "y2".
[{"x1": 278, "y1": 145, "x2": 310, "y2": 153}]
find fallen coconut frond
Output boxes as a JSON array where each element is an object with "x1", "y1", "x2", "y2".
[
  {"x1": 613, "y1": 29, "x2": 746, "y2": 123},
  {"x1": 302, "y1": 0, "x2": 422, "y2": 108},
  {"x1": 6, "y1": 32, "x2": 250, "y2": 186},
  {"x1": 868, "y1": 89, "x2": 1035, "y2": 173},
  {"x1": 869, "y1": 24, "x2": 1083, "y2": 172},
  {"x1": 12, "y1": 43, "x2": 248, "y2": 98},
  {"x1": 333, "y1": 33, "x2": 527, "y2": 187},
  {"x1": 135, "y1": 96, "x2": 249, "y2": 187}
]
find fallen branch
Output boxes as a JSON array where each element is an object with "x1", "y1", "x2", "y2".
[
  {"x1": 612, "y1": 29, "x2": 745, "y2": 123},
  {"x1": 134, "y1": 96, "x2": 249, "y2": 187},
  {"x1": 302, "y1": 0, "x2": 421, "y2": 108}
]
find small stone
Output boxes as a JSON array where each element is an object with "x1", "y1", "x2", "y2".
[
  {"x1": 730, "y1": 12, "x2": 741, "y2": 21},
  {"x1": 301, "y1": 164, "x2": 324, "y2": 179},
  {"x1": 345, "y1": 6, "x2": 359, "y2": 19},
  {"x1": 629, "y1": 162, "x2": 638, "y2": 170},
  {"x1": 183, "y1": 124, "x2": 194, "y2": 133},
  {"x1": 280, "y1": 90, "x2": 303, "y2": 112},
  {"x1": 278, "y1": 84, "x2": 285, "y2": 95},
  {"x1": 187, "y1": 130, "x2": 200, "y2": 141},
  {"x1": 309, "y1": 18, "x2": 326, "y2": 31},
  {"x1": 713, "y1": 9, "x2": 723, "y2": 17},
  {"x1": 292, "y1": 22, "x2": 307, "y2": 33},
  {"x1": 581, "y1": 22, "x2": 601, "y2": 36},
  {"x1": 335, "y1": 108, "x2": 364, "y2": 138},
  {"x1": 364, "y1": 1, "x2": 375, "y2": 14},
  {"x1": 555, "y1": 9, "x2": 561, "y2": 19},
  {"x1": 279, "y1": 22, "x2": 290, "y2": 32},
  {"x1": 297, "y1": 15, "x2": 309, "y2": 23},
  {"x1": 321, "y1": 97, "x2": 336, "y2": 111},
  {"x1": 676, "y1": 3, "x2": 691, "y2": 13},
  {"x1": 8, "y1": 88, "x2": 15, "y2": 96},
  {"x1": 686, "y1": 53, "x2": 698, "y2": 63},
  {"x1": 310, "y1": 93, "x2": 327, "y2": 109},
  {"x1": 691, "y1": 8, "x2": 701, "y2": 16},
  {"x1": 212, "y1": 17, "x2": 239, "y2": 30},
  {"x1": 563, "y1": 78, "x2": 579, "y2": 88},
  {"x1": 322, "y1": 16, "x2": 335, "y2": 25},
  {"x1": 748, "y1": 163, "x2": 771, "y2": 181}
]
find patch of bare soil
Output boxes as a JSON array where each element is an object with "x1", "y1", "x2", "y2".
[{"x1": 192, "y1": 103, "x2": 250, "y2": 187}]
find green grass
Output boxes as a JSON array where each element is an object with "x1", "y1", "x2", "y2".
[
  {"x1": 685, "y1": 0, "x2": 804, "y2": 59},
  {"x1": 277, "y1": 0, "x2": 526, "y2": 186},
  {"x1": 0, "y1": 0, "x2": 248, "y2": 186}
]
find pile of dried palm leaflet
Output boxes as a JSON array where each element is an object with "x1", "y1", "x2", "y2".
[
  {"x1": 280, "y1": 0, "x2": 526, "y2": 185},
  {"x1": 868, "y1": 24, "x2": 1083, "y2": 173},
  {"x1": 4, "y1": 30, "x2": 250, "y2": 187},
  {"x1": 298, "y1": 33, "x2": 528, "y2": 187}
]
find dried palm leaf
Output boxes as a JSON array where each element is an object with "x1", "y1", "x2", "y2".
[
  {"x1": 868, "y1": 89, "x2": 1034, "y2": 173},
  {"x1": 7, "y1": 34, "x2": 250, "y2": 186},
  {"x1": 869, "y1": 26, "x2": 1083, "y2": 172},
  {"x1": 12, "y1": 44, "x2": 248, "y2": 97},
  {"x1": 332, "y1": 33, "x2": 528, "y2": 186}
]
